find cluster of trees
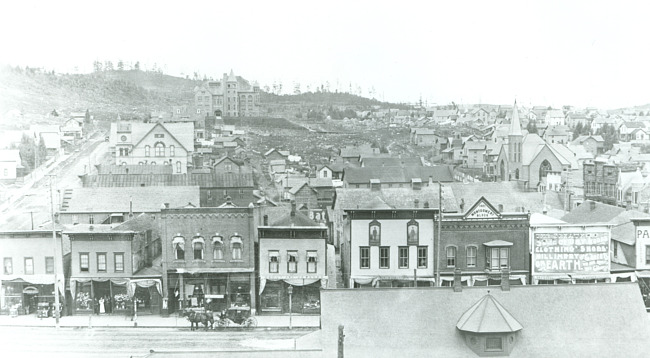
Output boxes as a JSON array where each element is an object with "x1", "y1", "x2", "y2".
[
  {"x1": 10, "y1": 134, "x2": 47, "y2": 173},
  {"x1": 596, "y1": 123, "x2": 619, "y2": 151},
  {"x1": 572, "y1": 122, "x2": 592, "y2": 139},
  {"x1": 526, "y1": 121, "x2": 538, "y2": 134},
  {"x1": 92, "y1": 60, "x2": 164, "y2": 73}
]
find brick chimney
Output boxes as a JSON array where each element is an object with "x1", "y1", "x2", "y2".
[
  {"x1": 453, "y1": 268, "x2": 462, "y2": 292},
  {"x1": 501, "y1": 268, "x2": 510, "y2": 291},
  {"x1": 263, "y1": 214, "x2": 269, "y2": 226},
  {"x1": 424, "y1": 201, "x2": 430, "y2": 208}
]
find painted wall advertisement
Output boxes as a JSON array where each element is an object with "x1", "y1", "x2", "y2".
[{"x1": 533, "y1": 231, "x2": 610, "y2": 273}]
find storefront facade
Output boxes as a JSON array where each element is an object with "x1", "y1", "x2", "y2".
[
  {"x1": 258, "y1": 211, "x2": 328, "y2": 314},
  {"x1": 530, "y1": 224, "x2": 611, "y2": 285},
  {"x1": 0, "y1": 231, "x2": 65, "y2": 315},
  {"x1": 160, "y1": 207, "x2": 256, "y2": 315},
  {"x1": 345, "y1": 209, "x2": 438, "y2": 288},
  {"x1": 66, "y1": 226, "x2": 162, "y2": 315},
  {"x1": 439, "y1": 198, "x2": 530, "y2": 286}
]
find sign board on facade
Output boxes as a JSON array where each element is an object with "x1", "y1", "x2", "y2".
[{"x1": 533, "y1": 231, "x2": 609, "y2": 274}]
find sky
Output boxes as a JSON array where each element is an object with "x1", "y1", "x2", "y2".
[{"x1": 1, "y1": 0, "x2": 650, "y2": 109}]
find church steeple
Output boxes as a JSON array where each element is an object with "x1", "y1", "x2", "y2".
[
  {"x1": 509, "y1": 100, "x2": 522, "y2": 136},
  {"x1": 508, "y1": 100, "x2": 523, "y2": 167}
]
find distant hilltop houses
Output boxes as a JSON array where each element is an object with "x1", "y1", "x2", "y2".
[{"x1": 193, "y1": 70, "x2": 261, "y2": 117}]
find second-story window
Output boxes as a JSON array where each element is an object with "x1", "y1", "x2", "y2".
[
  {"x1": 360, "y1": 247, "x2": 370, "y2": 269},
  {"x1": 145, "y1": 145, "x2": 150, "y2": 157},
  {"x1": 24, "y1": 257, "x2": 34, "y2": 275},
  {"x1": 155, "y1": 143, "x2": 165, "y2": 157},
  {"x1": 446, "y1": 246, "x2": 457, "y2": 267},
  {"x1": 170, "y1": 145, "x2": 175, "y2": 157},
  {"x1": 79, "y1": 253, "x2": 89, "y2": 272},
  {"x1": 97, "y1": 253, "x2": 106, "y2": 272},
  {"x1": 269, "y1": 250, "x2": 279, "y2": 273},
  {"x1": 287, "y1": 251, "x2": 298, "y2": 273},
  {"x1": 466, "y1": 246, "x2": 477, "y2": 268},
  {"x1": 379, "y1": 247, "x2": 390, "y2": 269},
  {"x1": 398, "y1": 247, "x2": 409, "y2": 269},
  {"x1": 193, "y1": 236, "x2": 204, "y2": 260},
  {"x1": 173, "y1": 235, "x2": 185, "y2": 260},
  {"x1": 114, "y1": 253, "x2": 124, "y2": 272},
  {"x1": 3, "y1": 258, "x2": 13, "y2": 274},
  {"x1": 212, "y1": 236, "x2": 224, "y2": 260},
  {"x1": 307, "y1": 251, "x2": 317, "y2": 273},
  {"x1": 230, "y1": 235, "x2": 243, "y2": 260}
]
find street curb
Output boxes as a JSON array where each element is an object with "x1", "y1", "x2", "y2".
[{"x1": 0, "y1": 324, "x2": 319, "y2": 330}]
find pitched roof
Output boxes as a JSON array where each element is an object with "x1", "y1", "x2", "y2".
[
  {"x1": 320, "y1": 284, "x2": 650, "y2": 357},
  {"x1": 271, "y1": 209, "x2": 321, "y2": 227},
  {"x1": 343, "y1": 165, "x2": 454, "y2": 184},
  {"x1": 0, "y1": 149, "x2": 21, "y2": 163},
  {"x1": 96, "y1": 164, "x2": 172, "y2": 175},
  {"x1": 621, "y1": 121, "x2": 645, "y2": 129},
  {"x1": 80, "y1": 172, "x2": 254, "y2": 188},
  {"x1": 560, "y1": 200, "x2": 650, "y2": 230},
  {"x1": 63, "y1": 186, "x2": 200, "y2": 213},
  {"x1": 447, "y1": 182, "x2": 564, "y2": 213},
  {"x1": 456, "y1": 293, "x2": 523, "y2": 333},
  {"x1": 333, "y1": 185, "x2": 459, "y2": 211},
  {"x1": 110, "y1": 122, "x2": 194, "y2": 151}
]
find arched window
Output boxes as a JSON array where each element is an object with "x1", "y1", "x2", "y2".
[
  {"x1": 192, "y1": 235, "x2": 204, "y2": 260},
  {"x1": 145, "y1": 145, "x2": 151, "y2": 157},
  {"x1": 151, "y1": 161, "x2": 156, "y2": 165},
  {"x1": 155, "y1": 142, "x2": 165, "y2": 157},
  {"x1": 539, "y1": 160, "x2": 552, "y2": 182},
  {"x1": 230, "y1": 235, "x2": 243, "y2": 260},
  {"x1": 212, "y1": 235, "x2": 223, "y2": 260},
  {"x1": 176, "y1": 161, "x2": 182, "y2": 173},
  {"x1": 170, "y1": 145, "x2": 175, "y2": 157},
  {"x1": 173, "y1": 235, "x2": 185, "y2": 260}
]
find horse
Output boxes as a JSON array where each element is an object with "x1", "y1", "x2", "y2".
[{"x1": 184, "y1": 310, "x2": 214, "y2": 331}]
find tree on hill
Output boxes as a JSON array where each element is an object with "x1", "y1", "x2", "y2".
[
  {"x1": 134, "y1": 61, "x2": 140, "y2": 71},
  {"x1": 117, "y1": 60, "x2": 124, "y2": 71},
  {"x1": 597, "y1": 123, "x2": 619, "y2": 151},
  {"x1": 93, "y1": 60, "x2": 103, "y2": 73},
  {"x1": 104, "y1": 61, "x2": 114, "y2": 71}
]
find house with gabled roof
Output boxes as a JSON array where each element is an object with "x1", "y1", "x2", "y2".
[
  {"x1": 109, "y1": 121, "x2": 194, "y2": 174},
  {"x1": 0, "y1": 149, "x2": 24, "y2": 183},
  {"x1": 619, "y1": 121, "x2": 647, "y2": 141},
  {"x1": 264, "y1": 148, "x2": 289, "y2": 161}
]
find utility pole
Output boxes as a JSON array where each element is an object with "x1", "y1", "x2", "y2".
[
  {"x1": 436, "y1": 182, "x2": 443, "y2": 287},
  {"x1": 48, "y1": 175, "x2": 60, "y2": 328},
  {"x1": 338, "y1": 325, "x2": 345, "y2": 358}
]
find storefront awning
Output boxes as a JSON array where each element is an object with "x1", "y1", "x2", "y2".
[
  {"x1": 483, "y1": 240, "x2": 514, "y2": 247},
  {"x1": 174, "y1": 268, "x2": 253, "y2": 274},
  {"x1": 192, "y1": 236, "x2": 205, "y2": 245},
  {"x1": 2, "y1": 274, "x2": 55, "y2": 285}
]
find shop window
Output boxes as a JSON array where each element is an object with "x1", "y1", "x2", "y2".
[
  {"x1": 80, "y1": 253, "x2": 89, "y2": 272},
  {"x1": 466, "y1": 246, "x2": 477, "y2": 267},
  {"x1": 379, "y1": 247, "x2": 390, "y2": 269},
  {"x1": 287, "y1": 251, "x2": 298, "y2": 273},
  {"x1": 307, "y1": 251, "x2": 317, "y2": 273},
  {"x1": 231, "y1": 236, "x2": 243, "y2": 260},
  {"x1": 173, "y1": 235, "x2": 185, "y2": 260},
  {"x1": 193, "y1": 236, "x2": 205, "y2": 260},
  {"x1": 399, "y1": 246, "x2": 409, "y2": 269},
  {"x1": 360, "y1": 247, "x2": 370, "y2": 269},
  {"x1": 446, "y1": 246, "x2": 456, "y2": 267},
  {"x1": 417, "y1": 246, "x2": 427, "y2": 269},
  {"x1": 269, "y1": 250, "x2": 280, "y2": 273},
  {"x1": 3, "y1": 257, "x2": 12, "y2": 275},
  {"x1": 97, "y1": 253, "x2": 107, "y2": 272},
  {"x1": 485, "y1": 337, "x2": 503, "y2": 352},
  {"x1": 212, "y1": 236, "x2": 224, "y2": 260},
  {"x1": 114, "y1": 253, "x2": 124, "y2": 272}
]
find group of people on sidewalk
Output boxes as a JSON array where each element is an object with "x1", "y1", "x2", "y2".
[{"x1": 93, "y1": 296, "x2": 112, "y2": 315}]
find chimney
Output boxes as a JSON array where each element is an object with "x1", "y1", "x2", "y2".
[
  {"x1": 263, "y1": 215, "x2": 269, "y2": 226},
  {"x1": 164, "y1": 203, "x2": 170, "y2": 209},
  {"x1": 498, "y1": 204, "x2": 504, "y2": 212},
  {"x1": 501, "y1": 268, "x2": 510, "y2": 291},
  {"x1": 414, "y1": 199, "x2": 419, "y2": 208},
  {"x1": 424, "y1": 201, "x2": 429, "y2": 208},
  {"x1": 590, "y1": 201, "x2": 596, "y2": 211},
  {"x1": 453, "y1": 268, "x2": 462, "y2": 292},
  {"x1": 291, "y1": 201, "x2": 296, "y2": 217}
]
